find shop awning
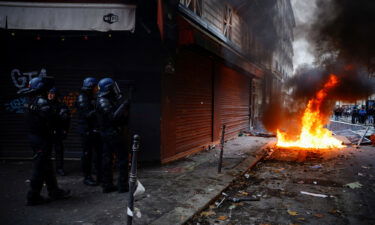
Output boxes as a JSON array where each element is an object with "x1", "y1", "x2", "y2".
[{"x1": 0, "y1": 1, "x2": 136, "y2": 32}]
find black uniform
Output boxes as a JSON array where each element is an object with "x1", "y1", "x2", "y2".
[
  {"x1": 96, "y1": 95, "x2": 129, "y2": 192},
  {"x1": 76, "y1": 91, "x2": 102, "y2": 183},
  {"x1": 50, "y1": 99, "x2": 70, "y2": 173},
  {"x1": 26, "y1": 95, "x2": 59, "y2": 200}
]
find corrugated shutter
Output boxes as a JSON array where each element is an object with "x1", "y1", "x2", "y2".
[
  {"x1": 175, "y1": 50, "x2": 213, "y2": 154},
  {"x1": 214, "y1": 63, "x2": 250, "y2": 140},
  {"x1": 161, "y1": 48, "x2": 213, "y2": 162}
]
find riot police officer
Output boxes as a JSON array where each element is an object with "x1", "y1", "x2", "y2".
[
  {"x1": 48, "y1": 87, "x2": 70, "y2": 176},
  {"x1": 76, "y1": 77, "x2": 102, "y2": 186},
  {"x1": 96, "y1": 78, "x2": 130, "y2": 193},
  {"x1": 24, "y1": 77, "x2": 70, "y2": 206}
]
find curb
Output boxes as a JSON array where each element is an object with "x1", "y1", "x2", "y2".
[{"x1": 149, "y1": 141, "x2": 274, "y2": 225}]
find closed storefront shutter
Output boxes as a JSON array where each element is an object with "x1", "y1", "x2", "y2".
[
  {"x1": 161, "y1": 48, "x2": 213, "y2": 162},
  {"x1": 214, "y1": 63, "x2": 250, "y2": 140}
]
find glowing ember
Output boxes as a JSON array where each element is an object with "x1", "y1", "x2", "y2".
[{"x1": 276, "y1": 74, "x2": 345, "y2": 149}]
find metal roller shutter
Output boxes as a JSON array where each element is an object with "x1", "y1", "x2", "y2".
[
  {"x1": 214, "y1": 63, "x2": 250, "y2": 140},
  {"x1": 175, "y1": 50, "x2": 213, "y2": 154},
  {"x1": 161, "y1": 48, "x2": 213, "y2": 162}
]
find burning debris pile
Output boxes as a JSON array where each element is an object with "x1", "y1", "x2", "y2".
[
  {"x1": 276, "y1": 74, "x2": 344, "y2": 149},
  {"x1": 263, "y1": 0, "x2": 375, "y2": 151}
]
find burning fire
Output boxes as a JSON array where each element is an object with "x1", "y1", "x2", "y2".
[{"x1": 276, "y1": 74, "x2": 345, "y2": 149}]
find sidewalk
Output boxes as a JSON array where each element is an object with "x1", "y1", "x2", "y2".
[{"x1": 0, "y1": 136, "x2": 272, "y2": 225}]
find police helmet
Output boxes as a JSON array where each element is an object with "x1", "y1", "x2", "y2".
[
  {"x1": 82, "y1": 77, "x2": 98, "y2": 91},
  {"x1": 49, "y1": 87, "x2": 58, "y2": 94},
  {"x1": 29, "y1": 77, "x2": 45, "y2": 91},
  {"x1": 98, "y1": 78, "x2": 122, "y2": 98}
]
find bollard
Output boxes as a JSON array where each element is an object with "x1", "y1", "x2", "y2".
[
  {"x1": 127, "y1": 134, "x2": 140, "y2": 225},
  {"x1": 218, "y1": 125, "x2": 226, "y2": 173}
]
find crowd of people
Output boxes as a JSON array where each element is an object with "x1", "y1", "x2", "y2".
[
  {"x1": 22, "y1": 76, "x2": 130, "y2": 206},
  {"x1": 333, "y1": 105, "x2": 375, "y2": 125}
]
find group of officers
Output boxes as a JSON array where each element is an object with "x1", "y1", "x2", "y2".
[{"x1": 23, "y1": 76, "x2": 130, "y2": 206}]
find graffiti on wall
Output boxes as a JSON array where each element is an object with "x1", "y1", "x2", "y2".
[
  {"x1": 4, "y1": 97, "x2": 28, "y2": 114},
  {"x1": 11, "y1": 68, "x2": 47, "y2": 92}
]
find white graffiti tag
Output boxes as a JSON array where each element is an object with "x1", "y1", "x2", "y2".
[{"x1": 11, "y1": 68, "x2": 47, "y2": 92}]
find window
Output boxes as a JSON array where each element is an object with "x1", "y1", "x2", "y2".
[
  {"x1": 180, "y1": 0, "x2": 202, "y2": 17},
  {"x1": 223, "y1": 5, "x2": 233, "y2": 39}
]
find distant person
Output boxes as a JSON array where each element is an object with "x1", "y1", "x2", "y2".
[
  {"x1": 48, "y1": 87, "x2": 70, "y2": 176},
  {"x1": 334, "y1": 106, "x2": 340, "y2": 121},
  {"x1": 368, "y1": 106, "x2": 374, "y2": 125},
  {"x1": 351, "y1": 106, "x2": 359, "y2": 124},
  {"x1": 358, "y1": 106, "x2": 367, "y2": 124},
  {"x1": 76, "y1": 77, "x2": 102, "y2": 186}
]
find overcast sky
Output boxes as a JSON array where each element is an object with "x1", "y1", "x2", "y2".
[{"x1": 291, "y1": 0, "x2": 318, "y2": 71}]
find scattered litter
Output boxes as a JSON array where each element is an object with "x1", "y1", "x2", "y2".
[
  {"x1": 287, "y1": 210, "x2": 299, "y2": 216},
  {"x1": 228, "y1": 196, "x2": 260, "y2": 203},
  {"x1": 313, "y1": 181, "x2": 318, "y2": 185},
  {"x1": 134, "y1": 207, "x2": 142, "y2": 218},
  {"x1": 345, "y1": 181, "x2": 363, "y2": 189},
  {"x1": 310, "y1": 164, "x2": 323, "y2": 169},
  {"x1": 217, "y1": 215, "x2": 228, "y2": 221},
  {"x1": 329, "y1": 209, "x2": 342, "y2": 215},
  {"x1": 358, "y1": 172, "x2": 365, "y2": 177},
  {"x1": 228, "y1": 205, "x2": 236, "y2": 210},
  {"x1": 362, "y1": 166, "x2": 370, "y2": 169},
  {"x1": 297, "y1": 217, "x2": 306, "y2": 221},
  {"x1": 273, "y1": 168, "x2": 285, "y2": 173},
  {"x1": 244, "y1": 173, "x2": 250, "y2": 179},
  {"x1": 238, "y1": 190, "x2": 249, "y2": 196},
  {"x1": 300, "y1": 191, "x2": 328, "y2": 198},
  {"x1": 314, "y1": 213, "x2": 325, "y2": 218},
  {"x1": 201, "y1": 211, "x2": 216, "y2": 217}
]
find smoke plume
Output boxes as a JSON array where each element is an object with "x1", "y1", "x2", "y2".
[{"x1": 262, "y1": 0, "x2": 375, "y2": 135}]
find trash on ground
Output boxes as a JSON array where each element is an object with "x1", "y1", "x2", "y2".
[
  {"x1": 287, "y1": 210, "x2": 299, "y2": 216},
  {"x1": 310, "y1": 164, "x2": 323, "y2": 169},
  {"x1": 300, "y1": 191, "x2": 328, "y2": 198},
  {"x1": 244, "y1": 173, "x2": 250, "y2": 179},
  {"x1": 238, "y1": 190, "x2": 249, "y2": 196},
  {"x1": 200, "y1": 210, "x2": 216, "y2": 217},
  {"x1": 314, "y1": 213, "x2": 325, "y2": 218},
  {"x1": 344, "y1": 181, "x2": 363, "y2": 189},
  {"x1": 358, "y1": 172, "x2": 365, "y2": 177},
  {"x1": 217, "y1": 215, "x2": 228, "y2": 221}
]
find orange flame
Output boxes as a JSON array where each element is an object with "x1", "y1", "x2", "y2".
[{"x1": 276, "y1": 74, "x2": 345, "y2": 149}]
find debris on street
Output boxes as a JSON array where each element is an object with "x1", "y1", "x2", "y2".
[{"x1": 300, "y1": 191, "x2": 328, "y2": 198}]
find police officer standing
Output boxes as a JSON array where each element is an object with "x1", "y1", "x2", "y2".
[
  {"x1": 76, "y1": 77, "x2": 102, "y2": 186},
  {"x1": 96, "y1": 78, "x2": 130, "y2": 193},
  {"x1": 48, "y1": 87, "x2": 70, "y2": 176},
  {"x1": 23, "y1": 77, "x2": 70, "y2": 206}
]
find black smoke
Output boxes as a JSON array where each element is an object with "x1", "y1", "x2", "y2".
[
  {"x1": 262, "y1": 0, "x2": 375, "y2": 134},
  {"x1": 312, "y1": 0, "x2": 375, "y2": 69}
]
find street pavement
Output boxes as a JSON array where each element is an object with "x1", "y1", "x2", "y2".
[
  {"x1": 0, "y1": 136, "x2": 271, "y2": 225},
  {"x1": 188, "y1": 145, "x2": 375, "y2": 225}
]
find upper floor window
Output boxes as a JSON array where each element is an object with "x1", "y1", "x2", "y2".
[
  {"x1": 223, "y1": 5, "x2": 233, "y2": 40},
  {"x1": 180, "y1": 0, "x2": 203, "y2": 17}
]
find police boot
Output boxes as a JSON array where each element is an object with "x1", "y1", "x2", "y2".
[
  {"x1": 83, "y1": 176, "x2": 98, "y2": 186},
  {"x1": 102, "y1": 183, "x2": 118, "y2": 193},
  {"x1": 48, "y1": 188, "x2": 71, "y2": 201}
]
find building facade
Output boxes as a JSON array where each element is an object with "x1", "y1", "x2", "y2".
[{"x1": 0, "y1": 0, "x2": 295, "y2": 163}]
